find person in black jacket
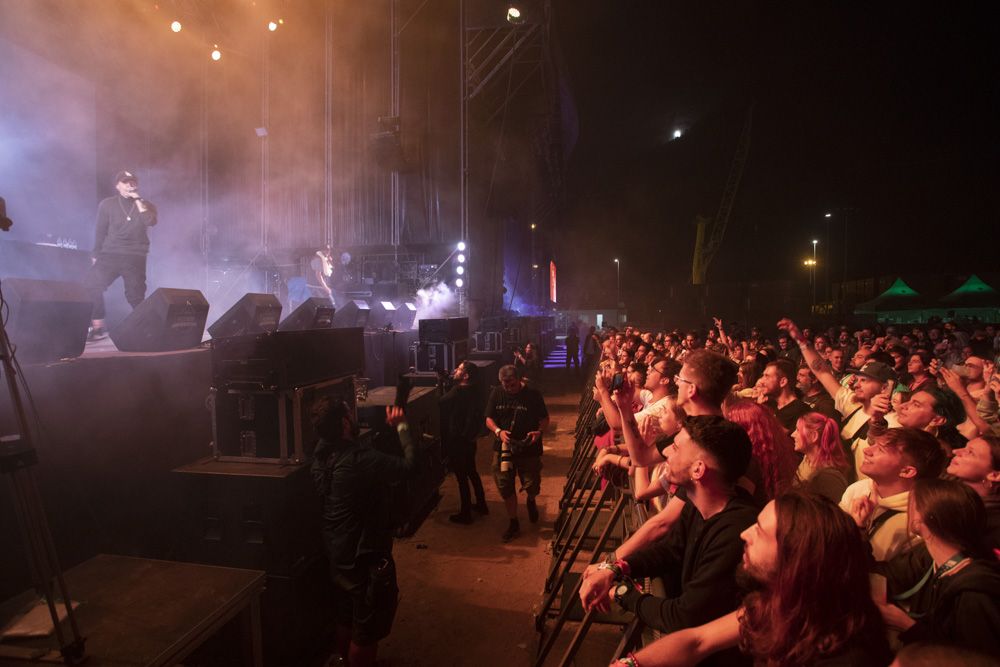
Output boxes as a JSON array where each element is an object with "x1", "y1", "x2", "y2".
[
  {"x1": 439, "y1": 360, "x2": 488, "y2": 524},
  {"x1": 84, "y1": 170, "x2": 158, "y2": 340},
  {"x1": 579, "y1": 416, "x2": 759, "y2": 665},
  {"x1": 878, "y1": 479, "x2": 1000, "y2": 657},
  {"x1": 310, "y1": 398, "x2": 418, "y2": 667},
  {"x1": 612, "y1": 492, "x2": 892, "y2": 667}
]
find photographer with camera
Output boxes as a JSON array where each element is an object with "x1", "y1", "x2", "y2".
[
  {"x1": 310, "y1": 399, "x2": 418, "y2": 667},
  {"x1": 485, "y1": 364, "x2": 550, "y2": 542}
]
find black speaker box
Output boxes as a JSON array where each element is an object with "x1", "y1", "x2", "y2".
[
  {"x1": 1, "y1": 277, "x2": 91, "y2": 363},
  {"x1": 332, "y1": 299, "x2": 371, "y2": 328},
  {"x1": 418, "y1": 316, "x2": 469, "y2": 343},
  {"x1": 109, "y1": 287, "x2": 209, "y2": 352},
  {"x1": 208, "y1": 293, "x2": 282, "y2": 339},
  {"x1": 277, "y1": 297, "x2": 334, "y2": 331}
]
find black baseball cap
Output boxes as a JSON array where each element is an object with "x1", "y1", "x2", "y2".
[
  {"x1": 852, "y1": 361, "x2": 898, "y2": 384},
  {"x1": 113, "y1": 170, "x2": 138, "y2": 185}
]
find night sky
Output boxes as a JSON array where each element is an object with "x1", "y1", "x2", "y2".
[{"x1": 551, "y1": 1, "x2": 1000, "y2": 300}]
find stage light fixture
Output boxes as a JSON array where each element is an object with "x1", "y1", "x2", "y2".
[
  {"x1": 211, "y1": 46, "x2": 222, "y2": 61},
  {"x1": 455, "y1": 278, "x2": 464, "y2": 288},
  {"x1": 673, "y1": 129, "x2": 682, "y2": 139},
  {"x1": 457, "y1": 241, "x2": 466, "y2": 251},
  {"x1": 530, "y1": 223, "x2": 537, "y2": 230},
  {"x1": 268, "y1": 21, "x2": 278, "y2": 31},
  {"x1": 170, "y1": 20, "x2": 182, "y2": 33},
  {"x1": 506, "y1": 6, "x2": 523, "y2": 24},
  {"x1": 456, "y1": 266, "x2": 465, "y2": 275},
  {"x1": 457, "y1": 254, "x2": 466, "y2": 263}
]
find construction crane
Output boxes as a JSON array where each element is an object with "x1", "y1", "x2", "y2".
[{"x1": 691, "y1": 105, "x2": 754, "y2": 285}]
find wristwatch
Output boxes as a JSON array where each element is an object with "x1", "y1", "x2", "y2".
[
  {"x1": 613, "y1": 582, "x2": 631, "y2": 605},
  {"x1": 494, "y1": 427, "x2": 502, "y2": 436}
]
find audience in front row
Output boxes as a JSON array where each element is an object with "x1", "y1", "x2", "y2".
[{"x1": 567, "y1": 315, "x2": 1000, "y2": 666}]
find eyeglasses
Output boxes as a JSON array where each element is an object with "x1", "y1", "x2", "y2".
[
  {"x1": 674, "y1": 374, "x2": 695, "y2": 386},
  {"x1": 649, "y1": 364, "x2": 668, "y2": 376}
]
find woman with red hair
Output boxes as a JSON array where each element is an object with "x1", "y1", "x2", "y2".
[
  {"x1": 723, "y1": 398, "x2": 798, "y2": 504},
  {"x1": 791, "y1": 411, "x2": 851, "y2": 502}
]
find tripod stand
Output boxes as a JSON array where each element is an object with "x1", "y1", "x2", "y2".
[{"x1": 0, "y1": 281, "x2": 86, "y2": 663}]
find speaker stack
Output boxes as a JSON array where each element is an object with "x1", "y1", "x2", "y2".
[
  {"x1": 414, "y1": 316, "x2": 469, "y2": 373},
  {"x1": 1, "y1": 278, "x2": 92, "y2": 363}
]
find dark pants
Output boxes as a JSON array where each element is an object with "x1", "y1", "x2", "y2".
[
  {"x1": 85, "y1": 252, "x2": 147, "y2": 319},
  {"x1": 331, "y1": 555, "x2": 399, "y2": 646},
  {"x1": 566, "y1": 347, "x2": 580, "y2": 369},
  {"x1": 449, "y1": 438, "x2": 486, "y2": 511}
]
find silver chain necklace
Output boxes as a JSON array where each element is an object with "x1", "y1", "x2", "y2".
[{"x1": 118, "y1": 197, "x2": 137, "y2": 222}]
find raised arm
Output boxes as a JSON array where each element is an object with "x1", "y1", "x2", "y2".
[
  {"x1": 594, "y1": 369, "x2": 624, "y2": 430},
  {"x1": 777, "y1": 318, "x2": 841, "y2": 399},
  {"x1": 616, "y1": 394, "x2": 665, "y2": 467}
]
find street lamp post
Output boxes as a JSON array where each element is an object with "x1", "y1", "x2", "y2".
[
  {"x1": 613, "y1": 258, "x2": 621, "y2": 322},
  {"x1": 811, "y1": 240, "x2": 818, "y2": 306}
]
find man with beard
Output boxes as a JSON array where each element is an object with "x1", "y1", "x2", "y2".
[
  {"x1": 579, "y1": 416, "x2": 757, "y2": 665},
  {"x1": 612, "y1": 492, "x2": 891, "y2": 667}
]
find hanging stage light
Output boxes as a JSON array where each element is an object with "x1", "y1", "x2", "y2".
[
  {"x1": 455, "y1": 278, "x2": 464, "y2": 288},
  {"x1": 457, "y1": 241, "x2": 466, "y2": 251},
  {"x1": 210, "y1": 45, "x2": 222, "y2": 61},
  {"x1": 170, "y1": 20, "x2": 182, "y2": 33},
  {"x1": 268, "y1": 21, "x2": 278, "y2": 31},
  {"x1": 506, "y1": 6, "x2": 523, "y2": 24},
  {"x1": 456, "y1": 266, "x2": 465, "y2": 275},
  {"x1": 457, "y1": 254, "x2": 466, "y2": 263}
]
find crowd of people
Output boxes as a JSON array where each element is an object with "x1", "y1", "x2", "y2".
[{"x1": 573, "y1": 317, "x2": 1000, "y2": 666}]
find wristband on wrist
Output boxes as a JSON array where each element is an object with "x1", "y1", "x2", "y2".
[{"x1": 494, "y1": 427, "x2": 502, "y2": 436}]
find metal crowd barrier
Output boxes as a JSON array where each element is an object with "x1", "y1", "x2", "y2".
[{"x1": 534, "y1": 378, "x2": 665, "y2": 667}]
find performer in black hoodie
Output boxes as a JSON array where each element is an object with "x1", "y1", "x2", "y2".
[{"x1": 85, "y1": 170, "x2": 157, "y2": 340}]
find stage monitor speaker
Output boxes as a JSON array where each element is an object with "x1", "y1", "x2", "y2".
[
  {"x1": 393, "y1": 302, "x2": 418, "y2": 331},
  {"x1": 1, "y1": 277, "x2": 91, "y2": 363},
  {"x1": 332, "y1": 299, "x2": 370, "y2": 329},
  {"x1": 278, "y1": 297, "x2": 334, "y2": 332},
  {"x1": 367, "y1": 300, "x2": 397, "y2": 330},
  {"x1": 208, "y1": 293, "x2": 282, "y2": 339},
  {"x1": 110, "y1": 288, "x2": 209, "y2": 352}
]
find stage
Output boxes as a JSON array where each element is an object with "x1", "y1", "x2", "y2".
[{"x1": 0, "y1": 342, "x2": 215, "y2": 601}]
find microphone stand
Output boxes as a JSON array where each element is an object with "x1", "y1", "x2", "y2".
[{"x1": 0, "y1": 280, "x2": 86, "y2": 664}]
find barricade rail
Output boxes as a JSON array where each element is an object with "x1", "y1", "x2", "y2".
[{"x1": 534, "y1": 379, "x2": 664, "y2": 666}]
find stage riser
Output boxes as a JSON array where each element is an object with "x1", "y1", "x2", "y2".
[{"x1": 0, "y1": 349, "x2": 214, "y2": 600}]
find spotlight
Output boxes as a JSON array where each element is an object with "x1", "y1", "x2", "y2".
[
  {"x1": 673, "y1": 129, "x2": 682, "y2": 139},
  {"x1": 456, "y1": 266, "x2": 465, "y2": 275},
  {"x1": 268, "y1": 21, "x2": 278, "y2": 31},
  {"x1": 530, "y1": 223, "x2": 537, "y2": 230},
  {"x1": 456, "y1": 241, "x2": 466, "y2": 251},
  {"x1": 170, "y1": 20, "x2": 182, "y2": 33},
  {"x1": 455, "y1": 278, "x2": 464, "y2": 288},
  {"x1": 211, "y1": 46, "x2": 222, "y2": 61},
  {"x1": 506, "y1": 6, "x2": 523, "y2": 24},
  {"x1": 457, "y1": 254, "x2": 466, "y2": 263},
  {"x1": 532, "y1": 264, "x2": 539, "y2": 269}
]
